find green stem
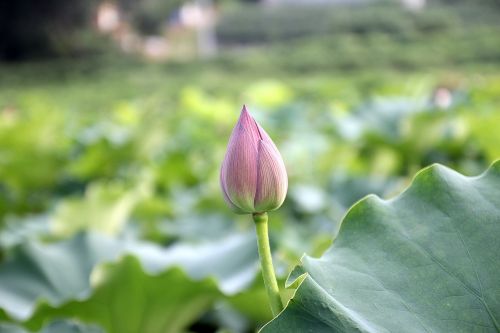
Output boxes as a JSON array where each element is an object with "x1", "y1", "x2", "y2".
[{"x1": 253, "y1": 212, "x2": 283, "y2": 316}]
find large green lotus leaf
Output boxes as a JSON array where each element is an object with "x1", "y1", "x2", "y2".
[
  {"x1": 0, "y1": 320, "x2": 104, "y2": 333},
  {"x1": 24, "y1": 256, "x2": 221, "y2": 333},
  {"x1": 0, "y1": 232, "x2": 258, "y2": 322},
  {"x1": 262, "y1": 161, "x2": 500, "y2": 333}
]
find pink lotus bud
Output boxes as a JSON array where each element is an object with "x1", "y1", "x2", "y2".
[{"x1": 220, "y1": 106, "x2": 288, "y2": 214}]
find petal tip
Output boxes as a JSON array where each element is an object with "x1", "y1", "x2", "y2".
[
  {"x1": 240, "y1": 104, "x2": 250, "y2": 118},
  {"x1": 237, "y1": 105, "x2": 261, "y2": 138},
  {"x1": 239, "y1": 105, "x2": 250, "y2": 121}
]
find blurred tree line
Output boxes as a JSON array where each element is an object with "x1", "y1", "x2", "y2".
[
  {"x1": 0, "y1": 0, "x2": 499, "y2": 61},
  {"x1": 0, "y1": 0, "x2": 99, "y2": 60},
  {"x1": 0, "y1": 0, "x2": 183, "y2": 61},
  {"x1": 119, "y1": 0, "x2": 184, "y2": 35}
]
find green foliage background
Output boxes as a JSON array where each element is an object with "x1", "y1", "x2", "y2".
[{"x1": 0, "y1": 1, "x2": 499, "y2": 332}]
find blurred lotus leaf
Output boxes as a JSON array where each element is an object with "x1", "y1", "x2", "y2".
[
  {"x1": 244, "y1": 80, "x2": 293, "y2": 109},
  {"x1": 0, "y1": 320, "x2": 104, "y2": 333},
  {"x1": 51, "y1": 180, "x2": 151, "y2": 236},
  {"x1": 0, "y1": 231, "x2": 261, "y2": 331}
]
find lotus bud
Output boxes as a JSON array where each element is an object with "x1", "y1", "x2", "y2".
[{"x1": 220, "y1": 105, "x2": 288, "y2": 214}]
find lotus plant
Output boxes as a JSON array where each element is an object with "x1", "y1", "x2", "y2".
[{"x1": 220, "y1": 105, "x2": 287, "y2": 316}]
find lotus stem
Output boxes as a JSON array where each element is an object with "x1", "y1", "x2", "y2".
[{"x1": 253, "y1": 212, "x2": 283, "y2": 316}]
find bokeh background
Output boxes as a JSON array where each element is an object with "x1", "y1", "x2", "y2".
[{"x1": 0, "y1": 0, "x2": 499, "y2": 332}]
